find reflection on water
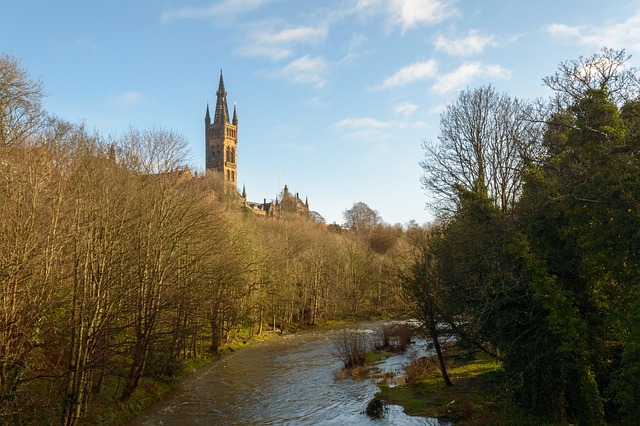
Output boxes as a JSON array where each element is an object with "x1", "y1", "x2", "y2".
[{"x1": 130, "y1": 323, "x2": 447, "y2": 425}]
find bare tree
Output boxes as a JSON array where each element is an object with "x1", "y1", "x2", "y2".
[
  {"x1": 115, "y1": 126, "x2": 190, "y2": 174},
  {"x1": 543, "y1": 47, "x2": 640, "y2": 108},
  {"x1": 343, "y1": 201, "x2": 381, "y2": 231},
  {"x1": 0, "y1": 53, "x2": 49, "y2": 147},
  {"x1": 420, "y1": 84, "x2": 540, "y2": 216}
]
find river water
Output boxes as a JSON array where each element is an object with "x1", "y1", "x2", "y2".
[{"x1": 130, "y1": 323, "x2": 446, "y2": 425}]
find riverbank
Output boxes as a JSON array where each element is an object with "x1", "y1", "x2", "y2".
[
  {"x1": 376, "y1": 344, "x2": 543, "y2": 425},
  {"x1": 85, "y1": 328, "x2": 281, "y2": 425}
]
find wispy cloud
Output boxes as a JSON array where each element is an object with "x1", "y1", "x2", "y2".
[
  {"x1": 109, "y1": 91, "x2": 147, "y2": 108},
  {"x1": 393, "y1": 102, "x2": 418, "y2": 116},
  {"x1": 161, "y1": 0, "x2": 271, "y2": 23},
  {"x1": 334, "y1": 116, "x2": 426, "y2": 141},
  {"x1": 305, "y1": 96, "x2": 329, "y2": 108},
  {"x1": 276, "y1": 55, "x2": 328, "y2": 87},
  {"x1": 278, "y1": 142, "x2": 315, "y2": 152},
  {"x1": 238, "y1": 24, "x2": 327, "y2": 60},
  {"x1": 389, "y1": 0, "x2": 458, "y2": 32},
  {"x1": 547, "y1": 12, "x2": 640, "y2": 49},
  {"x1": 432, "y1": 61, "x2": 510, "y2": 94},
  {"x1": 435, "y1": 30, "x2": 497, "y2": 56},
  {"x1": 352, "y1": 0, "x2": 457, "y2": 32},
  {"x1": 380, "y1": 60, "x2": 439, "y2": 89}
]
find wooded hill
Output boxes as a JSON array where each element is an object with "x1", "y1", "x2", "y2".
[{"x1": 0, "y1": 53, "x2": 408, "y2": 424}]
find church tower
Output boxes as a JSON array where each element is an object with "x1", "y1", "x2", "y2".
[{"x1": 205, "y1": 70, "x2": 238, "y2": 186}]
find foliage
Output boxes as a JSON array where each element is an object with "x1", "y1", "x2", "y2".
[
  {"x1": 410, "y1": 48, "x2": 640, "y2": 425},
  {"x1": 0, "y1": 54, "x2": 407, "y2": 424}
]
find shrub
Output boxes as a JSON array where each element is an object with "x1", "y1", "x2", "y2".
[
  {"x1": 331, "y1": 329, "x2": 370, "y2": 368},
  {"x1": 404, "y1": 356, "x2": 436, "y2": 385},
  {"x1": 377, "y1": 323, "x2": 413, "y2": 351}
]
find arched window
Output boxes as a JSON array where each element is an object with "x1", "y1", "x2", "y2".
[
  {"x1": 231, "y1": 171, "x2": 235, "y2": 182},
  {"x1": 226, "y1": 170, "x2": 230, "y2": 181},
  {"x1": 231, "y1": 148, "x2": 235, "y2": 163}
]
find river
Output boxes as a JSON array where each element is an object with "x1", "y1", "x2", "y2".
[{"x1": 130, "y1": 323, "x2": 447, "y2": 425}]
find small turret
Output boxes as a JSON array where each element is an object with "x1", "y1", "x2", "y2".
[
  {"x1": 205, "y1": 103, "x2": 211, "y2": 125},
  {"x1": 232, "y1": 103, "x2": 238, "y2": 126}
]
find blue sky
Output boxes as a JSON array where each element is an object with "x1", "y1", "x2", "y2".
[{"x1": 3, "y1": 1, "x2": 640, "y2": 225}]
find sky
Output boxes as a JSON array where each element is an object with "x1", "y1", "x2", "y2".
[{"x1": 3, "y1": 1, "x2": 640, "y2": 226}]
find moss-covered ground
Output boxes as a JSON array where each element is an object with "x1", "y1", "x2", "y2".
[{"x1": 375, "y1": 345, "x2": 557, "y2": 425}]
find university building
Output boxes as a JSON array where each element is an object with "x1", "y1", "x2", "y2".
[{"x1": 205, "y1": 71, "x2": 309, "y2": 217}]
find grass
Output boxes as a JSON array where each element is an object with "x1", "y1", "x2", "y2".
[{"x1": 376, "y1": 346, "x2": 518, "y2": 425}]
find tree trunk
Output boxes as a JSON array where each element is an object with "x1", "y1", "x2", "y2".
[{"x1": 429, "y1": 318, "x2": 452, "y2": 387}]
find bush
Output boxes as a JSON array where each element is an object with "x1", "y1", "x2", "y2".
[
  {"x1": 377, "y1": 323, "x2": 413, "y2": 351},
  {"x1": 332, "y1": 329, "x2": 370, "y2": 368},
  {"x1": 404, "y1": 356, "x2": 436, "y2": 385}
]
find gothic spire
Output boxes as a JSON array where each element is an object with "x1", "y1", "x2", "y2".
[
  {"x1": 232, "y1": 102, "x2": 238, "y2": 126},
  {"x1": 214, "y1": 70, "x2": 229, "y2": 124},
  {"x1": 205, "y1": 103, "x2": 211, "y2": 125}
]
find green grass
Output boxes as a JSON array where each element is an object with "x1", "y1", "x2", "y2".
[
  {"x1": 365, "y1": 350, "x2": 394, "y2": 363},
  {"x1": 375, "y1": 348, "x2": 524, "y2": 425}
]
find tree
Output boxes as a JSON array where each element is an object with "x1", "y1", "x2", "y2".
[
  {"x1": 543, "y1": 47, "x2": 640, "y2": 108},
  {"x1": 0, "y1": 53, "x2": 48, "y2": 146},
  {"x1": 420, "y1": 85, "x2": 541, "y2": 216},
  {"x1": 398, "y1": 224, "x2": 452, "y2": 386},
  {"x1": 61, "y1": 129, "x2": 132, "y2": 425},
  {"x1": 343, "y1": 201, "x2": 381, "y2": 231}
]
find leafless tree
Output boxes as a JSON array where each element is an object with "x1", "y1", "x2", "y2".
[
  {"x1": 420, "y1": 84, "x2": 541, "y2": 216},
  {"x1": 0, "y1": 53, "x2": 48, "y2": 147},
  {"x1": 343, "y1": 201, "x2": 381, "y2": 231},
  {"x1": 543, "y1": 47, "x2": 640, "y2": 108}
]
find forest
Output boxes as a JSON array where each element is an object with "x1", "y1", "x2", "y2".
[
  {"x1": 0, "y1": 53, "x2": 407, "y2": 424},
  {"x1": 2, "y1": 47, "x2": 640, "y2": 425},
  {"x1": 401, "y1": 48, "x2": 640, "y2": 425}
]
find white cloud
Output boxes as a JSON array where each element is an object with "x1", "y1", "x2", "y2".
[
  {"x1": 278, "y1": 55, "x2": 328, "y2": 87},
  {"x1": 110, "y1": 91, "x2": 147, "y2": 107},
  {"x1": 239, "y1": 45, "x2": 292, "y2": 60},
  {"x1": 334, "y1": 116, "x2": 426, "y2": 141},
  {"x1": 262, "y1": 26, "x2": 326, "y2": 44},
  {"x1": 389, "y1": 0, "x2": 457, "y2": 32},
  {"x1": 432, "y1": 62, "x2": 510, "y2": 94},
  {"x1": 278, "y1": 142, "x2": 315, "y2": 152},
  {"x1": 238, "y1": 24, "x2": 327, "y2": 60},
  {"x1": 161, "y1": 0, "x2": 271, "y2": 23},
  {"x1": 547, "y1": 12, "x2": 640, "y2": 50},
  {"x1": 351, "y1": 0, "x2": 457, "y2": 32},
  {"x1": 335, "y1": 117, "x2": 392, "y2": 129},
  {"x1": 305, "y1": 96, "x2": 329, "y2": 108},
  {"x1": 435, "y1": 30, "x2": 497, "y2": 56},
  {"x1": 393, "y1": 102, "x2": 418, "y2": 116},
  {"x1": 380, "y1": 60, "x2": 439, "y2": 89}
]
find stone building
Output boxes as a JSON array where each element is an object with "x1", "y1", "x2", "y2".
[{"x1": 205, "y1": 71, "x2": 309, "y2": 218}]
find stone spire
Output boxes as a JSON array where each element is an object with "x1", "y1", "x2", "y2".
[
  {"x1": 205, "y1": 103, "x2": 211, "y2": 125},
  {"x1": 214, "y1": 70, "x2": 229, "y2": 124},
  {"x1": 232, "y1": 102, "x2": 238, "y2": 126}
]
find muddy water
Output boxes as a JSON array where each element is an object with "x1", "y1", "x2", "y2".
[{"x1": 130, "y1": 323, "x2": 446, "y2": 425}]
